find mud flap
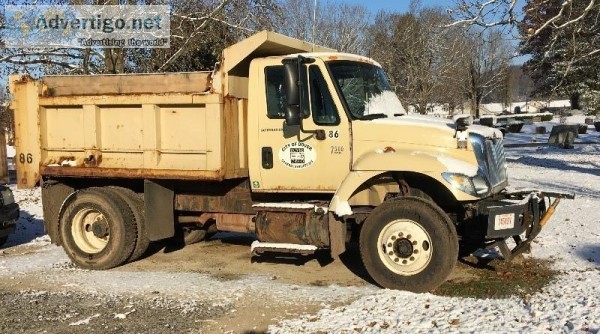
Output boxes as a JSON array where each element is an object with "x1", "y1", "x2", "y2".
[
  {"x1": 144, "y1": 180, "x2": 175, "y2": 241},
  {"x1": 328, "y1": 212, "x2": 346, "y2": 259},
  {"x1": 41, "y1": 180, "x2": 75, "y2": 245}
]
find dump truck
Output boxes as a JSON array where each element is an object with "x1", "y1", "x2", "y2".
[{"x1": 9, "y1": 31, "x2": 572, "y2": 292}]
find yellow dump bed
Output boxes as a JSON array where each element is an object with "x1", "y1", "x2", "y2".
[
  {"x1": 9, "y1": 31, "x2": 334, "y2": 188},
  {"x1": 10, "y1": 72, "x2": 249, "y2": 188}
]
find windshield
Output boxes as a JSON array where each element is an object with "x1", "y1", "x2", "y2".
[{"x1": 328, "y1": 61, "x2": 405, "y2": 119}]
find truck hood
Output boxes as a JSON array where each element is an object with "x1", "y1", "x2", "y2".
[
  {"x1": 350, "y1": 114, "x2": 506, "y2": 202},
  {"x1": 353, "y1": 114, "x2": 503, "y2": 149}
]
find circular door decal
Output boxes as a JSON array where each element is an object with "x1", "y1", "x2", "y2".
[{"x1": 279, "y1": 141, "x2": 316, "y2": 169}]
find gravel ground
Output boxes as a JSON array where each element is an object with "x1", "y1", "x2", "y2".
[
  {"x1": 1, "y1": 117, "x2": 599, "y2": 333},
  {"x1": 0, "y1": 289, "x2": 229, "y2": 334}
]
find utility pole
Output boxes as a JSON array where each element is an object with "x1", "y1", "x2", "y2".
[{"x1": 312, "y1": 0, "x2": 317, "y2": 51}]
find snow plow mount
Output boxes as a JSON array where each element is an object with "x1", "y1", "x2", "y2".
[{"x1": 482, "y1": 189, "x2": 575, "y2": 261}]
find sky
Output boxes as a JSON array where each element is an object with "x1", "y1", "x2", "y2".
[{"x1": 344, "y1": 0, "x2": 455, "y2": 14}]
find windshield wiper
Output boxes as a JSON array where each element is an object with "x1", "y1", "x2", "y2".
[{"x1": 360, "y1": 113, "x2": 388, "y2": 120}]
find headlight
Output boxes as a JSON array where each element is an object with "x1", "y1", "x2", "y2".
[
  {"x1": 471, "y1": 175, "x2": 490, "y2": 195},
  {"x1": 1, "y1": 189, "x2": 15, "y2": 205},
  {"x1": 442, "y1": 173, "x2": 490, "y2": 197}
]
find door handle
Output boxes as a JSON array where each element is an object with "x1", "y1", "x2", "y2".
[{"x1": 262, "y1": 147, "x2": 273, "y2": 169}]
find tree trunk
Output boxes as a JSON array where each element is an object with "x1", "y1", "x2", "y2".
[
  {"x1": 470, "y1": 87, "x2": 479, "y2": 118},
  {"x1": 418, "y1": 102, "x2": 427, "y2": 115},
  {"x1": 570, "y1": 92, "x2": 580, "y2": 110},
  {"x1": 104, "y1": 49, "x2": 125, "y2": 74},
  {"x1": 100, "y1": 0, "x2": 124, "y2": 74}
]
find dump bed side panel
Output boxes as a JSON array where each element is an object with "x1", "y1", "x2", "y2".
[
  {"x1": 10, "y1": 73, "x2": 248, "y2": 188},
  {"x1": 11, "y1": 76, "x2": 42, "y2": 188}
]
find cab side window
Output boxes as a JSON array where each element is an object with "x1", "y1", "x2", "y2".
[
  {"x1": 265, "y1": 66, "x2": 286, "y2": 119},
  {"x1": 308, "y1": 65, "x2": 340, "y2": 125}
]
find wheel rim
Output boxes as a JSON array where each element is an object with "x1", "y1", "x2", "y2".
[
  {"x1": 376, "y1": 219, "x2": 433, "y2": 276},
  {"x1": 71, "y1": 208, "x2": 110, "y2": 254}
]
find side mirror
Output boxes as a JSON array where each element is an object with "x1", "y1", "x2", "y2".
[
  {"x1": 282, "y1": 56, "x2": 325, "y2": 140},
  {"x1": 283, "y1": 58, "x2": 301, "y2": 126}
]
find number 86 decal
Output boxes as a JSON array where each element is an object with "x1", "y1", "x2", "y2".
[{"x1": 19, "y1": 153, "x2": 33, "y2": 164}]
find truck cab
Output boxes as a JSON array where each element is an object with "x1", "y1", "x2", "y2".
[
  {"x1": 10, "y1": 31, "x2": 571, "y2": 292},
  {"x1": 248, "y1": 52, "x2": 504, "y2": 200}
]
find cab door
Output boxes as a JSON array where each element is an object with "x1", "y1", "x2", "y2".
[{"x1": 251, "y1": 58, "x2": 351, "y2": 193}]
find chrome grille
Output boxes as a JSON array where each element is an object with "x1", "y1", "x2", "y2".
[{"x1": 484, "y1": 138, "x2": 508, "y2": 188}]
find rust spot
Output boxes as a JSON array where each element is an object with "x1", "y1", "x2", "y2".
[
  {"x1": 41, "y1": 87, "x2": 55, "y2": 97},
  {"x1": 40, "y1": 166, "x2": 225, "y2": 181},
  {"x1": 175, "y1": 179, "x2": 254, "y2": 214},
  {"x1": 178, "y1": 213, "x2": 215, "y2": 226},
  {"x1": 83, "y1": 150, "x2": 102, "y2": 167},
  {"x1": 328, "y1": 56, "x2": 339, "y2": 60},
  {"x1": 255, "y1": 206, "x2": 330, "y2": 247},
  {"x1": 214, "y1": 213, "x2": 255, "y2": 233},
  {"x1": 14, "y1": 75, "x2": 34, "y2": 84}
]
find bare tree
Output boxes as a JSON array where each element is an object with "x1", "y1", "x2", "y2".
[
  {"x1": 0, "y1": 0, "x2": 281, "y2": 75},
  {"x1": 276, "y1": 0, "x2": 370, "y2": 54},
  {"x1": 369, "y1": 6, "x2": 468, "y2": 114},
  {"x1": 155, "y1": 0, "x2": 280, "y2": 72},
  {"x1": 464, "y1": 29, "x2": 511, "y2": 117},
  {"x1": 507, "y1": 65, "x2": 533, "y2": 102}
]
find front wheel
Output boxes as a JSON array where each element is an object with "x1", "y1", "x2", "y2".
[{"x1": 359, "y1": 197, "x2": 458, "y2": 292}]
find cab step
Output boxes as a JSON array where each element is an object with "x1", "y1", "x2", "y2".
[{"x1": 250, "y1": 240, "x2": 318, "y2": 256}]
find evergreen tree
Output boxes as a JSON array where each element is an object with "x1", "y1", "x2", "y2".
[{"x1": 518, "y1": 0, "x2": 600, "y2": 111}]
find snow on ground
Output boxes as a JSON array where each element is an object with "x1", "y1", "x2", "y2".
[
  {"x1": 1, "y1": 117, "x2": 599, "y2": 333},
  {"x1": 2, "y1": 185, "x2": 47, "y2": 248},
  {"x1": 270, "y1": 119, "x2": 600, "y2": 333},
  {"x1": 503, "y1": 115, "x2": 600, "y2": 146},
  {"x1": 272, "y1": 270, "x2": 599, "y2": 333}
]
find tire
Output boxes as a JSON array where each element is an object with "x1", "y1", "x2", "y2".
[
  {"x1": 59, "y1": 188, "x2": 137, "y2": 270},
  {"x1": 183, "y1": 227, "x2": 207, "y2": 245},
  {"x1": 106, "y1": 187, "x2": 150, "y2": 261},
  {"x1": 359, "y1": 196, "x2": 458, "y2": 292},
  {"x1": 0, "y1": 235, "x2": 8, "y2": 247},
  {"x1": 173, "y1": 224, "x2": 207, "y2": 245}
]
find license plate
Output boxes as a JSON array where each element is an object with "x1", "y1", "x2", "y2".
[{"x1": 494, "y1": 213, "x2": 515, "y2": 230}]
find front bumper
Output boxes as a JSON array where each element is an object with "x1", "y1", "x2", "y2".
[
  {"x1": 0, "y1": 203, "x2": 20, "y2": 238},
  {"x1": 474, "y1": 189, "x2": 574, "y2": 260}
]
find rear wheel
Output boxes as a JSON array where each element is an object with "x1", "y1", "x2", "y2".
[
  {"x1": 172, "y1": 224, "x2": 208, "y2": 245},
  {"x1": 183, "y1": 226, "x2": 208, "y2": 245},
  {"x1": 59, "y1": 188, "x2": 137, "y2": 269},
  {"x1": 0, "y1": 235, "x2": 8, "y2": 247},
  {"x1": 360, "y1": 197, "x2": 458, "y2": 292},
  {"x1": 106, "y1": 187, "x2": 150, "y2": 261}
]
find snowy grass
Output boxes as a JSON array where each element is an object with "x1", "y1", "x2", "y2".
[
  {"x1": 270, "y1": 119, "x2": 600, "y2": 333},
  {"x1": 1, "y1": 118, "x2": 599, "y2": 333}
]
